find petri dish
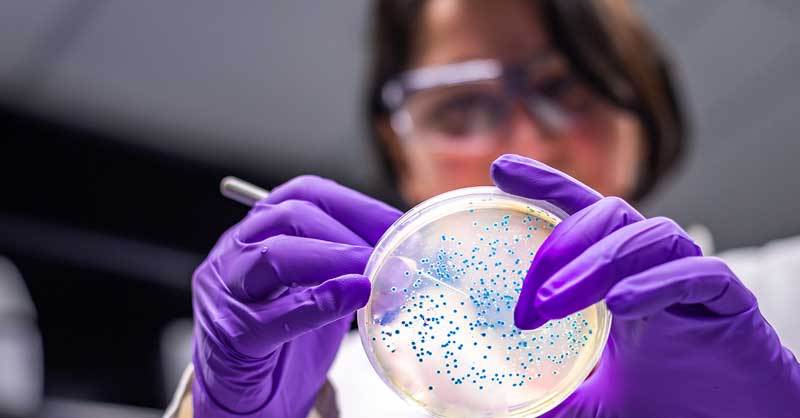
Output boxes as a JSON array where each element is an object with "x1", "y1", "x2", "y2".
[{"x1": 357, "y1": 187, "x2": 611, "y2": 418}]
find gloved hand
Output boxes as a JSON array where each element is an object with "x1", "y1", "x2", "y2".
[
  {"x1": 192, "y1": 175, "x2": 402, "y2": 417},
  {"x1": 491, "y1": 154, "x2": 800, "y2": 418}
]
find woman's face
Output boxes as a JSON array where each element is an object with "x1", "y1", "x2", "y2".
[{"x1": 380, "y1": 0, "x2": 644, "y2": 205}]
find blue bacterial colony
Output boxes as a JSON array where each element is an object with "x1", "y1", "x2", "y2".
[{"x1": 363, "y1": 201, "x2": 605, "y2": 416}]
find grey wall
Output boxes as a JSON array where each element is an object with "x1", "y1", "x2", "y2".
[
  {"x1": 2, "y1": 0, "x2": 799, "y2": 251},
  {"x1": 636, "y1": 0, "x2": 800, "y2": 251}
]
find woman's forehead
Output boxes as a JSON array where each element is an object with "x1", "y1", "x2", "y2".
[{"x1": 410, "y1": 0, "x2": 552, "y2": 69}]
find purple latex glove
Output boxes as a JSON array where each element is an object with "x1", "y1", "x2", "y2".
[
  {"x1": 492, "y1": 154, "x2": 800, "y2": 417},
  {"x1": 192, "y1": 175, "x2": 401, "y2": 417}
]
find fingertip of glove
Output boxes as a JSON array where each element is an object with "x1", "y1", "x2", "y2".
[
  {"x1": 513, "y1": 304, "x2": 533, "y2": 329},
  {"x1": 491, "y1": 154, "x2": 530, "y2": 193},
  {"x1": 318, "y1": 274, "x2": 372, "y2": 312},
  {"x1": 492, "y1": 153, "x2": 532, "y2": 167},
  {"x1": 513, "y1": 303, "x2": 548, "y2": 330},
  {"x1": 491, "y1": 154, "x2": 523, "y2": 178}
]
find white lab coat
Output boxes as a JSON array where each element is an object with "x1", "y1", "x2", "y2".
[{"x1": 0, "y1": 258, "x2": 43, "y2": 417}]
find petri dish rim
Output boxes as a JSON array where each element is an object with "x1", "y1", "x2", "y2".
[{"x1": 357, "y1": 186, "x2": 611, "y2": 417}]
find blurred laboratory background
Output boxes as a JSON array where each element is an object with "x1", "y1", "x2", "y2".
[{"x1": 1, "y1": 1, "x2": 799, "y2": 417}]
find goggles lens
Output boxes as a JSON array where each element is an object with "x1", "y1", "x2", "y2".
[{"x1": 386, "y1": 55, "x2": 603, "y2": 147}]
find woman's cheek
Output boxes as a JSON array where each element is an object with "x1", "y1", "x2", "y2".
[{"x1": 429, "y1": 152, "x2": 496, "y2": 188}]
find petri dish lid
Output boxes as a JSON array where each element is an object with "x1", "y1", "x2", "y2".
[{"x1": 357, "y1": 187, "x2": 611, "y2": 418}]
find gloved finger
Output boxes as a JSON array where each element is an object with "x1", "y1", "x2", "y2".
[
  {"x1": 490, "y1": 154, "x2": 603, "y2": 214},
  {"x1": 217, "y1": 235, "x2": 372, "y2": 301},
  {"x1": 514, "y1": 197, "x2": 644, "y2": 328},
  {"x1": 532, "y1": 217, "x2": 701, "y2": 323},
  {"x1": 606, "y1": 256, "x2": 756, "y2": 318},
  {"x1": 239, "y1": 199, "x2": 368, "y2": 246},
  {"x1": 217, "y1": 274, "x2": 371, "y2": 358},
  {"x1": 369, "y1": 256, "x2": 418, "y2": 321},
  {"x1": 263, "y1": 175, "x2": 403, "y2": 245}
]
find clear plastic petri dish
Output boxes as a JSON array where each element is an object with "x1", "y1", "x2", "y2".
[{"x1": 357, "y1": 186, "x2": 611, "y2": 418}]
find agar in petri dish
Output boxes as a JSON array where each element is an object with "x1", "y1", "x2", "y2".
[{"x1": 357, "y1": 187, "x2": 611, "y2": 418}]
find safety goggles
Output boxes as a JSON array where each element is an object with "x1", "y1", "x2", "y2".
[{"x1": 381, "y1": 53, "x2": 606, "y2": 152}]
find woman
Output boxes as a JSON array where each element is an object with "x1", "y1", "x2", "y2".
[{"x1": 169, "y1": 1, "x2": 800, "y2": 417}]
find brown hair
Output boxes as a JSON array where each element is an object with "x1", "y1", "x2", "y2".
[{"x1": 365, "y1": 0, "x2": 688, "y2": 201}]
